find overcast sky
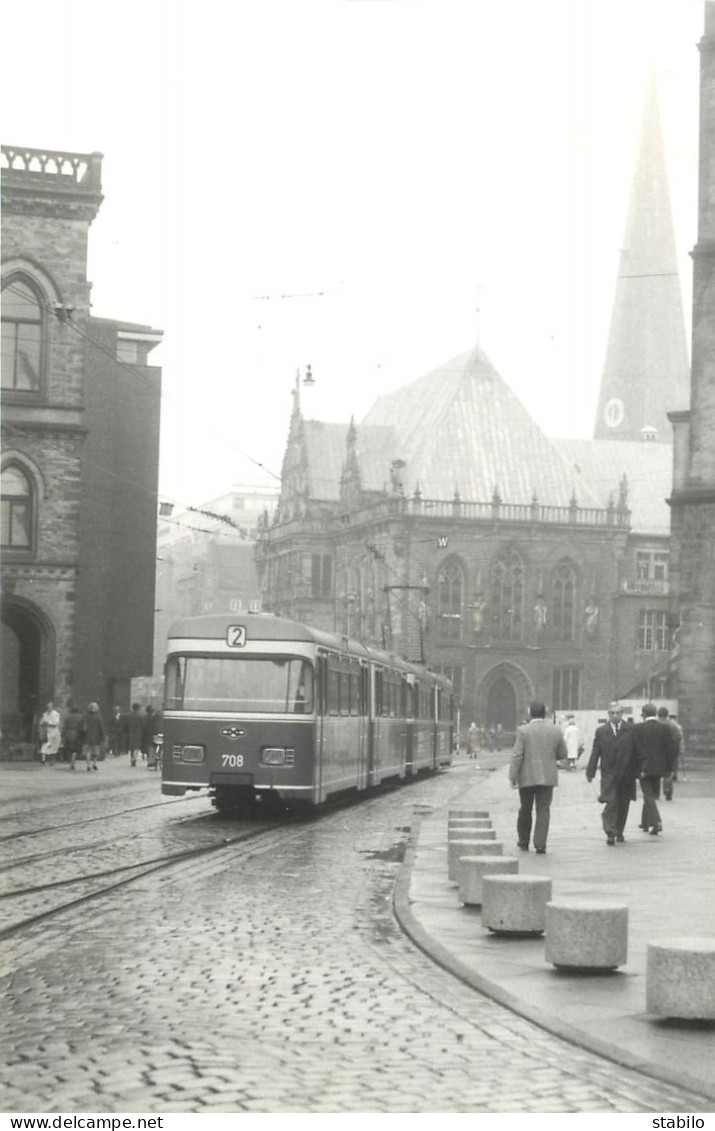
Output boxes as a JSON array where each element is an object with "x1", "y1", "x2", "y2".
[{"x1": 3, "y1": 0, "x2": 704, "y2": 508}]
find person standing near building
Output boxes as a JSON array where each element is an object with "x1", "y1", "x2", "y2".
[
  {"x1": 563, "y1": 715, "x2": 584, "y2": 771},
  {"x1": 38, "y1": 701, "x2": 61, "y2": 765},
  {"x1": 142, "y1": 706, "x2": 157, "y2": 765},
  {"x1": 586, "y1": 702, "x2": 637, "y2": 844},
  {"x1": 107, "y1": 705, "x2": 124, "y2": 757},
  {"x1": 656, "y1": 706, "x2": 683, "y2": 800},
  {"x1": 509, "y1": 701, "x2": 567, "y2": 854},
  {"x1": 82, "y1": 702, "x2": 106, "y2": 772},
  {"x1": 467, "y1": 721, "x2": 479, "y2": 759},
  {"x1": 124, "y1": 703, "x2": 144, "y2": 767},
  {"x1": 632, "y1": 702, "x2": 678, "y2": 836},
  {"x1": 62, "y1": 701, "x2": 84, "y2": 770}
]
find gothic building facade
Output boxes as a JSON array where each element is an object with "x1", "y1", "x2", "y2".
[
  {"x1": 257, "y1": 350, "x2": 674, "y2": 731},
  {"x1": 1, "y1": 146, "x2": 162, "y2": 744},
  {"x1": 257, "y1": 74, "x2": 687, "y2": 733}
]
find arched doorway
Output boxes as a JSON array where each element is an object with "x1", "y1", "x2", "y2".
[
  {"x1": 486, "y1": 675, "x2": 517, "y2": 732},
  {"x1": 477, "y1": 662, "x2": 533, "y2": 737},
  {"x1": 1, "y1": 599, "x2": 53, "y2": 741}
]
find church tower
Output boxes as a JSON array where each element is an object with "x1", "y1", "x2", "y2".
[{"x1": 594, "y1": 77, "x2": 690, "y2": 442}]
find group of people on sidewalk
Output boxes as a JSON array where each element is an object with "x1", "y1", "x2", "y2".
[
  {"x1": 37, "y1": 699, "x2": 162, "y2": 771},
  {"x1": 508, "y1": 700, "x2": 683, "y2": 853}
]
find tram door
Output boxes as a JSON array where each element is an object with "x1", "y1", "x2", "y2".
[
  {"x1": 359, "y1": 661, "x2": 370, "y2": 789},
  {"x1": 404, "y1": 676, "x2": 415, "y2": 777},
  {"x1": 367, "y1": 665, "x2": 380, "y2": 788}
]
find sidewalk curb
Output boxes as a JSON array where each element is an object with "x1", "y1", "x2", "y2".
[{"x1": 393, "y1": 818, "x2": 715, "y2": 1105}]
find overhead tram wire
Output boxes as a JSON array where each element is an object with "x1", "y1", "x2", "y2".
[{"x1": 2, "y1": 283, "x2": 282, "y2": 485}]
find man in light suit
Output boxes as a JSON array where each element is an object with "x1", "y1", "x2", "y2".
[
  {"x1": 632, "y1": 701, "x2": 678, "y2": 836},
  {"x1": 509, "y1": 701, "x2": 567, "y2": 854},
  {"x1": 586, "y1": 701, "x2": 637, "y2": 845}
]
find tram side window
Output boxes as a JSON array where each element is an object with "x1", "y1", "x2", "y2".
[
  {"x1": 386, "y1": 675, "x2": 398, "y2": 717},
  {"x1": 339, "y1": 670, "x2": 350, "y2": 716},
  {"x1": 327, "y1": 665, "x2": 340, "y2": 715},
  {"x1": 403, "y1": 680, "x2": 414, "y2": 720},
  {"x1": 375, "y1": 669, "x2": 384, "y2": 717}
]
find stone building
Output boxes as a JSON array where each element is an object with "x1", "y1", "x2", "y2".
[
  {"x1": 257, "y1": 77, "x2": 687, "y2": 732},
  {"x1": 668, "y1": 2, "x2": 715, "y2": 760},
  {"x1": 1, "y1": 146, "x2": 162, "y2": 744},
  {"x1": 258, "y1": 350, "x2": 676, "y2": 731}
]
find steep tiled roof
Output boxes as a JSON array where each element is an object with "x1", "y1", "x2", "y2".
[
  {"x1": 555, "y1": 438, "x2": 673, "y2": 535},
  {"x1": 303, "y1": 420, "x2": 396, "y2": 499},
  {"x1": 361, "y1": 346, "x2": 600, "y2": 507}
]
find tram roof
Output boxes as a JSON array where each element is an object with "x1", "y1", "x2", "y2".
[{"x1": 166, "y1": 612, "x2": 451, "y2": 685}]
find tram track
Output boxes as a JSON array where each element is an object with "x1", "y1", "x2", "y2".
[
  {"x1": 0, "y1": 820, "x2": 300, "y2": 942},
  {"x1": 0, "y1": 789, "x2": 209, "y2": 843},
  {"x1": 0, "y1": 808, "x2": 223, "y2": 874}
]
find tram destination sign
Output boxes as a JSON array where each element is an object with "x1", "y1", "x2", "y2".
[{"x1": 226, "y1": 624, "x2": 247, "y2": 648}]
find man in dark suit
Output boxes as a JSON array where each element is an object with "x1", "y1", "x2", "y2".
[
  {"x1": 509, "y1": 700, "x2": 567, "y2": 854},
  {"x1": 631, "y1": 701, "x2": 678, "y2": 836},
  {"x1": 586, "y1": 701, "x2": 637, "y2": 845}
]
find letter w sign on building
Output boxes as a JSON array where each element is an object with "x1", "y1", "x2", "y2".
[{"x1": 438, "y1": 536, "x2": 449, "y2": 548}]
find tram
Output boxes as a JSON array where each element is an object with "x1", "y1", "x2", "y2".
[{"x1": 161, "y1": 612, "x2": 454, "y2": 813}]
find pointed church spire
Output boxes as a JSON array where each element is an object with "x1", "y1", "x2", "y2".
[{"x1": 594, "y1": 74, "x2": 690, "y2": 442}]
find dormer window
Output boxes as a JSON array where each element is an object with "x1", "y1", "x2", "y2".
[{"x1": 1, "y1": 278, "x2": 44, "y2": 394}]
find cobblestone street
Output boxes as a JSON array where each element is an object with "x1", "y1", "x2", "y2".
[{"x1": 1, "y1": 763, "x2": 712, "y2": 1113}]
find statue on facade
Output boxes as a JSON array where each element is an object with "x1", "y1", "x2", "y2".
[{"x1": 585, "y1": 600, "x2": 599, "y2": 636}]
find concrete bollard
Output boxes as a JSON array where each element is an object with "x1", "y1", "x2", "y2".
[
  {"x1": 448, "y1": 825, "x2": 496, "y2": 842},
  {"x1": 545, "y1": 900, "x2": 628, "y2": 970},
  {"x1": 448, "y1": 817, "x2": 492, "y2": 829},
  {"x1": 448, "y1": 838, "x2": 503, "y2": 882},
  {"x1": 449, "y1": 809, "x2": 489, "y2": 819},
  {"x1": 458, "y1": 855, "x2": 519, "y2": 906},
  {"x1": 482, "y1": 875, "x2": 553, "y2": 935},
  {"x1": 646, "y1": 937, "x2": 715, "y2": 1019}
]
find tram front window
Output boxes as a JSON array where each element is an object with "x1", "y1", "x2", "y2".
[{"x1": 165, "y1": 655, "x2": 314, "y2": 713}]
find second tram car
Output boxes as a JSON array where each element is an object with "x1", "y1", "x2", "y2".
[{"x1": 161, "y1": 613, "x2": 453, "y2": 813}]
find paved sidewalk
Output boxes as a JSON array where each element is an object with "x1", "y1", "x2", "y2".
[{"x1": 396, "y1": 754, "x2": 715, "y2": 1103}]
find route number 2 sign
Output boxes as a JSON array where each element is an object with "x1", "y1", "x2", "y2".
[{"x1": 226, "y1": 624, "x2": 247, "y2": 648}]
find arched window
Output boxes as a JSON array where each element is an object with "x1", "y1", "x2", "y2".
[
  {"x1": 552, "y1": 561, "x2": 577, "y2": 641},
  {"x1": 437, "y1": 560, "x2": 463, "y2": 640},
  {"x1": 1, "y1": 278, "x2": 45, "y2": 394},
  {"x1": 491, "y1": 549, "x2": 524, "y2": 641},
  {"x1": 1, "y1": 465, "x2": 33, "y2": 550}
]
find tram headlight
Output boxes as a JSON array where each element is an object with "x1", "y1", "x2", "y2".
[
  {"x1": 260, "y1": 746, "x2": 295, "y2": 766},
  {"x1": 172, "y1": 744, "x2": 205, "y2": 763}
]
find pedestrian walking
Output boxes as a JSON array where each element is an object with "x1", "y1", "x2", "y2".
[
  {"x1": 509, "y1": 701, "x2": 567, "y2": 854},
  {"x1": 124, "y1": 703, "x2": 144, "y2": 767},
  {"x1": 562, "y1": 714, "x2": 583, "y2": 771},
  {"x1": 467, "y1": 721, "x2": 479, "y2": 759},
  {"x1": 656, "y1": 706, "x2": 683, "y2": 799},
  {"x1": 38, "y1": 701, "x2": 61, "y2": 765},
  {"x1": 147, "y1": 709, "x2": 163, "y2": 770},
  {"x1": 62, "y1": 701, "x2": 84, "y2": 770},
  {"x1": 81, "y1": 702, "x2": 106, "y2": 772},
  {"x1": 142, "y1": 706, "x2": 157, "y2": 766},
  {"x1": 107, "y1": 706, "x2": 125, "y2": 756},
  {"x1": 631, "y1": 702, "x2": 678, "y2": 836},
  {"x1": 585, "y1": 702, "x2": 637, "y2": 844}
]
